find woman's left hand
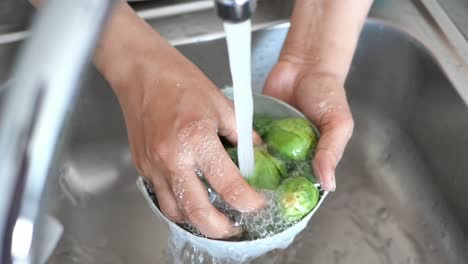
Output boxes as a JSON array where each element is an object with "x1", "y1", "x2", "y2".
[{"x1": 263, "y1": 61, "x2": 354, "y2": 192}]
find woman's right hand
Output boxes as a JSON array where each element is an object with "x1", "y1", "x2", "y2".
[
  {"x1": 34, "y1": 0, "x2": 262, "y2": 239},
  {"x1": 91, "y1": 3, "x2": 265, "y2": 238},
  {"x1": 115, "y1": 57, "x2": 264, "y2": 239}
]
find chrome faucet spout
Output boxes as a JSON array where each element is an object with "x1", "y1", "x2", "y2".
[
  {"x1": 0, "y1": 0, "x2": 115, "y2": 263},
  {"x1": 215, "y1": 0, "x2": 256, "y2": 22}
]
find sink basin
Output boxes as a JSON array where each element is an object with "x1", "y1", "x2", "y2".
[
  {"x1": 0, "y1": 6, "x2": 467, "y2": 263},
  {"x1": 33, "y1": 20, "x2": 468, "y2": 264}
]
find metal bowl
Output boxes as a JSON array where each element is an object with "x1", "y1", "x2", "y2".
[{"x1": 136, "y1": 93, "x2": 327, "y2": 262}]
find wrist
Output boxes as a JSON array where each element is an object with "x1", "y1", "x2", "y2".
[
  {"x1": 278, "y1": 0, "x2": 373, "y2": 87},
  {"x1": 275, "y1": 56, "x2": 345, "y2": 88}
]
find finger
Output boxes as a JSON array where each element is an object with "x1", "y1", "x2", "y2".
[
  {"x1": 252, "y1": 131, "x2": 263, "y2": 146},
  {"x1": 172, "y1": 167, "x2": 242, "y2": 239},
  {"x1": 151, "y1": 172, "x2": 184, "y2": 223},
  {"x1": 262, "y1": 61, "x2": 298, "y2": 105},
  {"x1": 217, "y1": 95, "x2": 263, "y2": 145},
  {"x1": 292, "y1": 74, "x2": 353, "y2": 192},
  {"x1": 312, "y1": 113, "x2": 354, "y2": 191},
  {"x1": 196, "y1": 133, "x2": 265, "y2": 212}
]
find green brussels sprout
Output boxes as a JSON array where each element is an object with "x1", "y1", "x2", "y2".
[
  {"x1": 247, "y1": 148, "x2": 286, "y2": 190},
  {"x1": 226, "y1": 147, "x2": 286, "y2": 190},
  {"x1": 277, "y1": 176, "x2": 319, "y2": 222},
  {"x1": 265, "y1": 118, "x2": 317, "y2": 161},
  {"x1": 285, "y1": 160, "x2": 316, "y2": 183},
  {"x1": 253, "y1": 116, "x2": 274, "y2": 137}
]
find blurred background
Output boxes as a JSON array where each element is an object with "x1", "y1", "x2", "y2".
[
  {"x1": 1, "y1": 0, "x2": 466, "y2": 39},
  {"x1": 0, "y1": 0, "x2": 208, "y2": 34},
  {"x1": 0, "y1": 0, "x2": 32, "y2": 33}
]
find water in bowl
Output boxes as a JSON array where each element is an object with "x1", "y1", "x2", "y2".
[{"x1": 181, "y1": 188, "x2": 297, "y2": 241}]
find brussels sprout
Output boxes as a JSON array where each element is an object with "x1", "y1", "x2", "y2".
[
  {"x1": 265, "y1": 118, "x2": 317, "y2": 161},
  {"x1": 226, "y1": 147, "x2": 286, "y2": 190},
  {"x1": 285, "y1": 160, "x2": 316, "y2": 183},
  {"x1": 277, "y1": 176, "x2": 319, "y2": 222},
  {"x1": 267, "y1": 151, "x2": 288, "y2": 178},
  {"x1": 247, "y1": 148, "x2": 286, "y2": 190},
  {"x1": 253, "y1": 116, "x2": 274, "y2": 137}
]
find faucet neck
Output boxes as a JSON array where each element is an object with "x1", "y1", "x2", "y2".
[{"x1": 215, "y1": 0, "x2": 256, "y2": 22}]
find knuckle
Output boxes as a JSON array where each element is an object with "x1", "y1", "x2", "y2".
[
  {"x1": 341, "y1": 114, "x2": 354, "y2": 130},
  {"x1": 316, "y1": 147, "x2": 341, "y2": 166},
  {"x1": 132, "y1": 152, "x2": 151, "y2": 176},
  {"x1": 218, "y1": 124, "x2": 236, "y2": 139},
  {"x1": 185, "y1": 206, "x2": 210, "y2": 224},
  {"x1": 148, "y1": 140, "x2": 175, "y2": 166},
  {"x1": 180, "y1": 121, "x2": 216, "y2": 141},
  {"x1": 338, "y1": 114, "x2": 355, "y2": 139},
  {"x1": 325, "y1": 148, "x2": 341, "y2": 164},
  {"x1": 133, "y1": 159, "x2": 146, "y2": 175},
  {"x1": 218, "y1": 178, "x2": 248, "y2": 200},
  {"x1": 161, "y1": 208, "x2": 183, "y2": 223},
  {"x1": 323, "y1": 111, "x2": 354, "y2": 135},
  {"x1": 216, "y1": 113, "x2": 236, "y2": 138}
]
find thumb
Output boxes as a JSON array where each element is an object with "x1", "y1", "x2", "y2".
[{"x1": 312, "y1": 113, "x2": 353, "y2": 191}]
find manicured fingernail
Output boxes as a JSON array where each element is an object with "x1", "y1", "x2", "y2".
[
  {"x1": 322, "y1": 171, "x2": 336, "y2": 192},
  {"x1": 322, "y1": 181, "x2": 334, "y2": 192},
  {"x1": 313, "y1": 160, "x2": 336, "y2": 192},
  {"x1": 329, "y1": 173, "x2": 336, "y2": 192}
]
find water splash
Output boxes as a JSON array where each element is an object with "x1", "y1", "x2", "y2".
[{"x1": 182, "y1": 189, "x2": 296, "y2": 241}]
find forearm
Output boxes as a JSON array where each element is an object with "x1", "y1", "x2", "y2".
[
  {"x1": 281, "y1": 0, "x2": 373, "y2": 84},
  {"x1": 93, "y1": 2, "x2": 194, "y2": 97},
  {"x1": 30, "y1": 1, "x2": 186, "y2": 97},
  {"x1": 93, "y1": 2, "x2": 156, "y2": 93}
]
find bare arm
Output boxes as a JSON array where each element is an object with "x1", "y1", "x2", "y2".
[
  {"x1": 96, "y1": 3, "x2": 265, "y2": 238},
  {"x1": 31, "y1": 1, "x2": 264, "y2": 238},
  {"x1": 282, "y1": 0, "x2": 372, "y2": 83},
  {"x1": 264, "y1": 0, "x2": 373, "y2": 191}
]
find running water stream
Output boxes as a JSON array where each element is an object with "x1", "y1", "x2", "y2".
[
  {"x1": 169, "y1": 19, "x2": 272, "y2": 264},
  {"x1": 223, "y1": 20, "x2": 255, "y2": 178}
]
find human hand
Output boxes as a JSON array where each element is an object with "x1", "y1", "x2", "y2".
[
  {"x1": 261, "y1": 0, "x2": 371, "y2": 191},
  {"x1": 114, "y1": 55, "x2": 264, "y2": 238},
  {"x1": 263, "y1": 61, "x2": 354, "y2": 192},
  {"x1": 71, "y1": 2, "x2": 265, "y2": 239}
]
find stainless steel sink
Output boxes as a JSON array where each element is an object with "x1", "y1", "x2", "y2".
[
  {"x1": 41, "y1": 22, "x2": 468, "y2": 264},
  {"x1": 1, "y1": 1, "x2": 467, "y2": 263}
]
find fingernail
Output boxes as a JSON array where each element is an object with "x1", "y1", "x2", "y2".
[
  {"x1": 329, "y1": 173, "x2": 336, "y2": 192},
  {"x1": 313, "y1": 159, "x2": 336, "y2": 192},
  {"x1": 322, "y1": 172, "x2": 336, "y2": 192},
  {"x1": 322, "y1": 180, "x2": 334, "y2": 192},
  {"x1": 312, "y1": 159, "x2": 324, "y2": 184}
]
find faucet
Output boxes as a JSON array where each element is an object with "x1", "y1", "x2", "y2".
[
  {"x1": 0, "y1": 0, "x2": 115, "y2": 263},
  {"x1": 0, "y1": 0, "x2": 256, "y2": 263},
  {"x1": 215, "y1": 0, "x2": 256, "y2": 22}
]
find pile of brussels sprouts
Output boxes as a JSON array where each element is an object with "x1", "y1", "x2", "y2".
[{"x1": 225, "y1": 116, "x2": 321, "y2": 224}]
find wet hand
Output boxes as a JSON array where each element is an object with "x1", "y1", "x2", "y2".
[
  {"x1": 69, "y1": 1, "x2": 267, "y2": 239},
  {"x1": 263, "y1": 61, "x2": 354, "y2": 192},
  {"x1": 114, "y1": 53, "x2": 264, "y2": 239}
]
